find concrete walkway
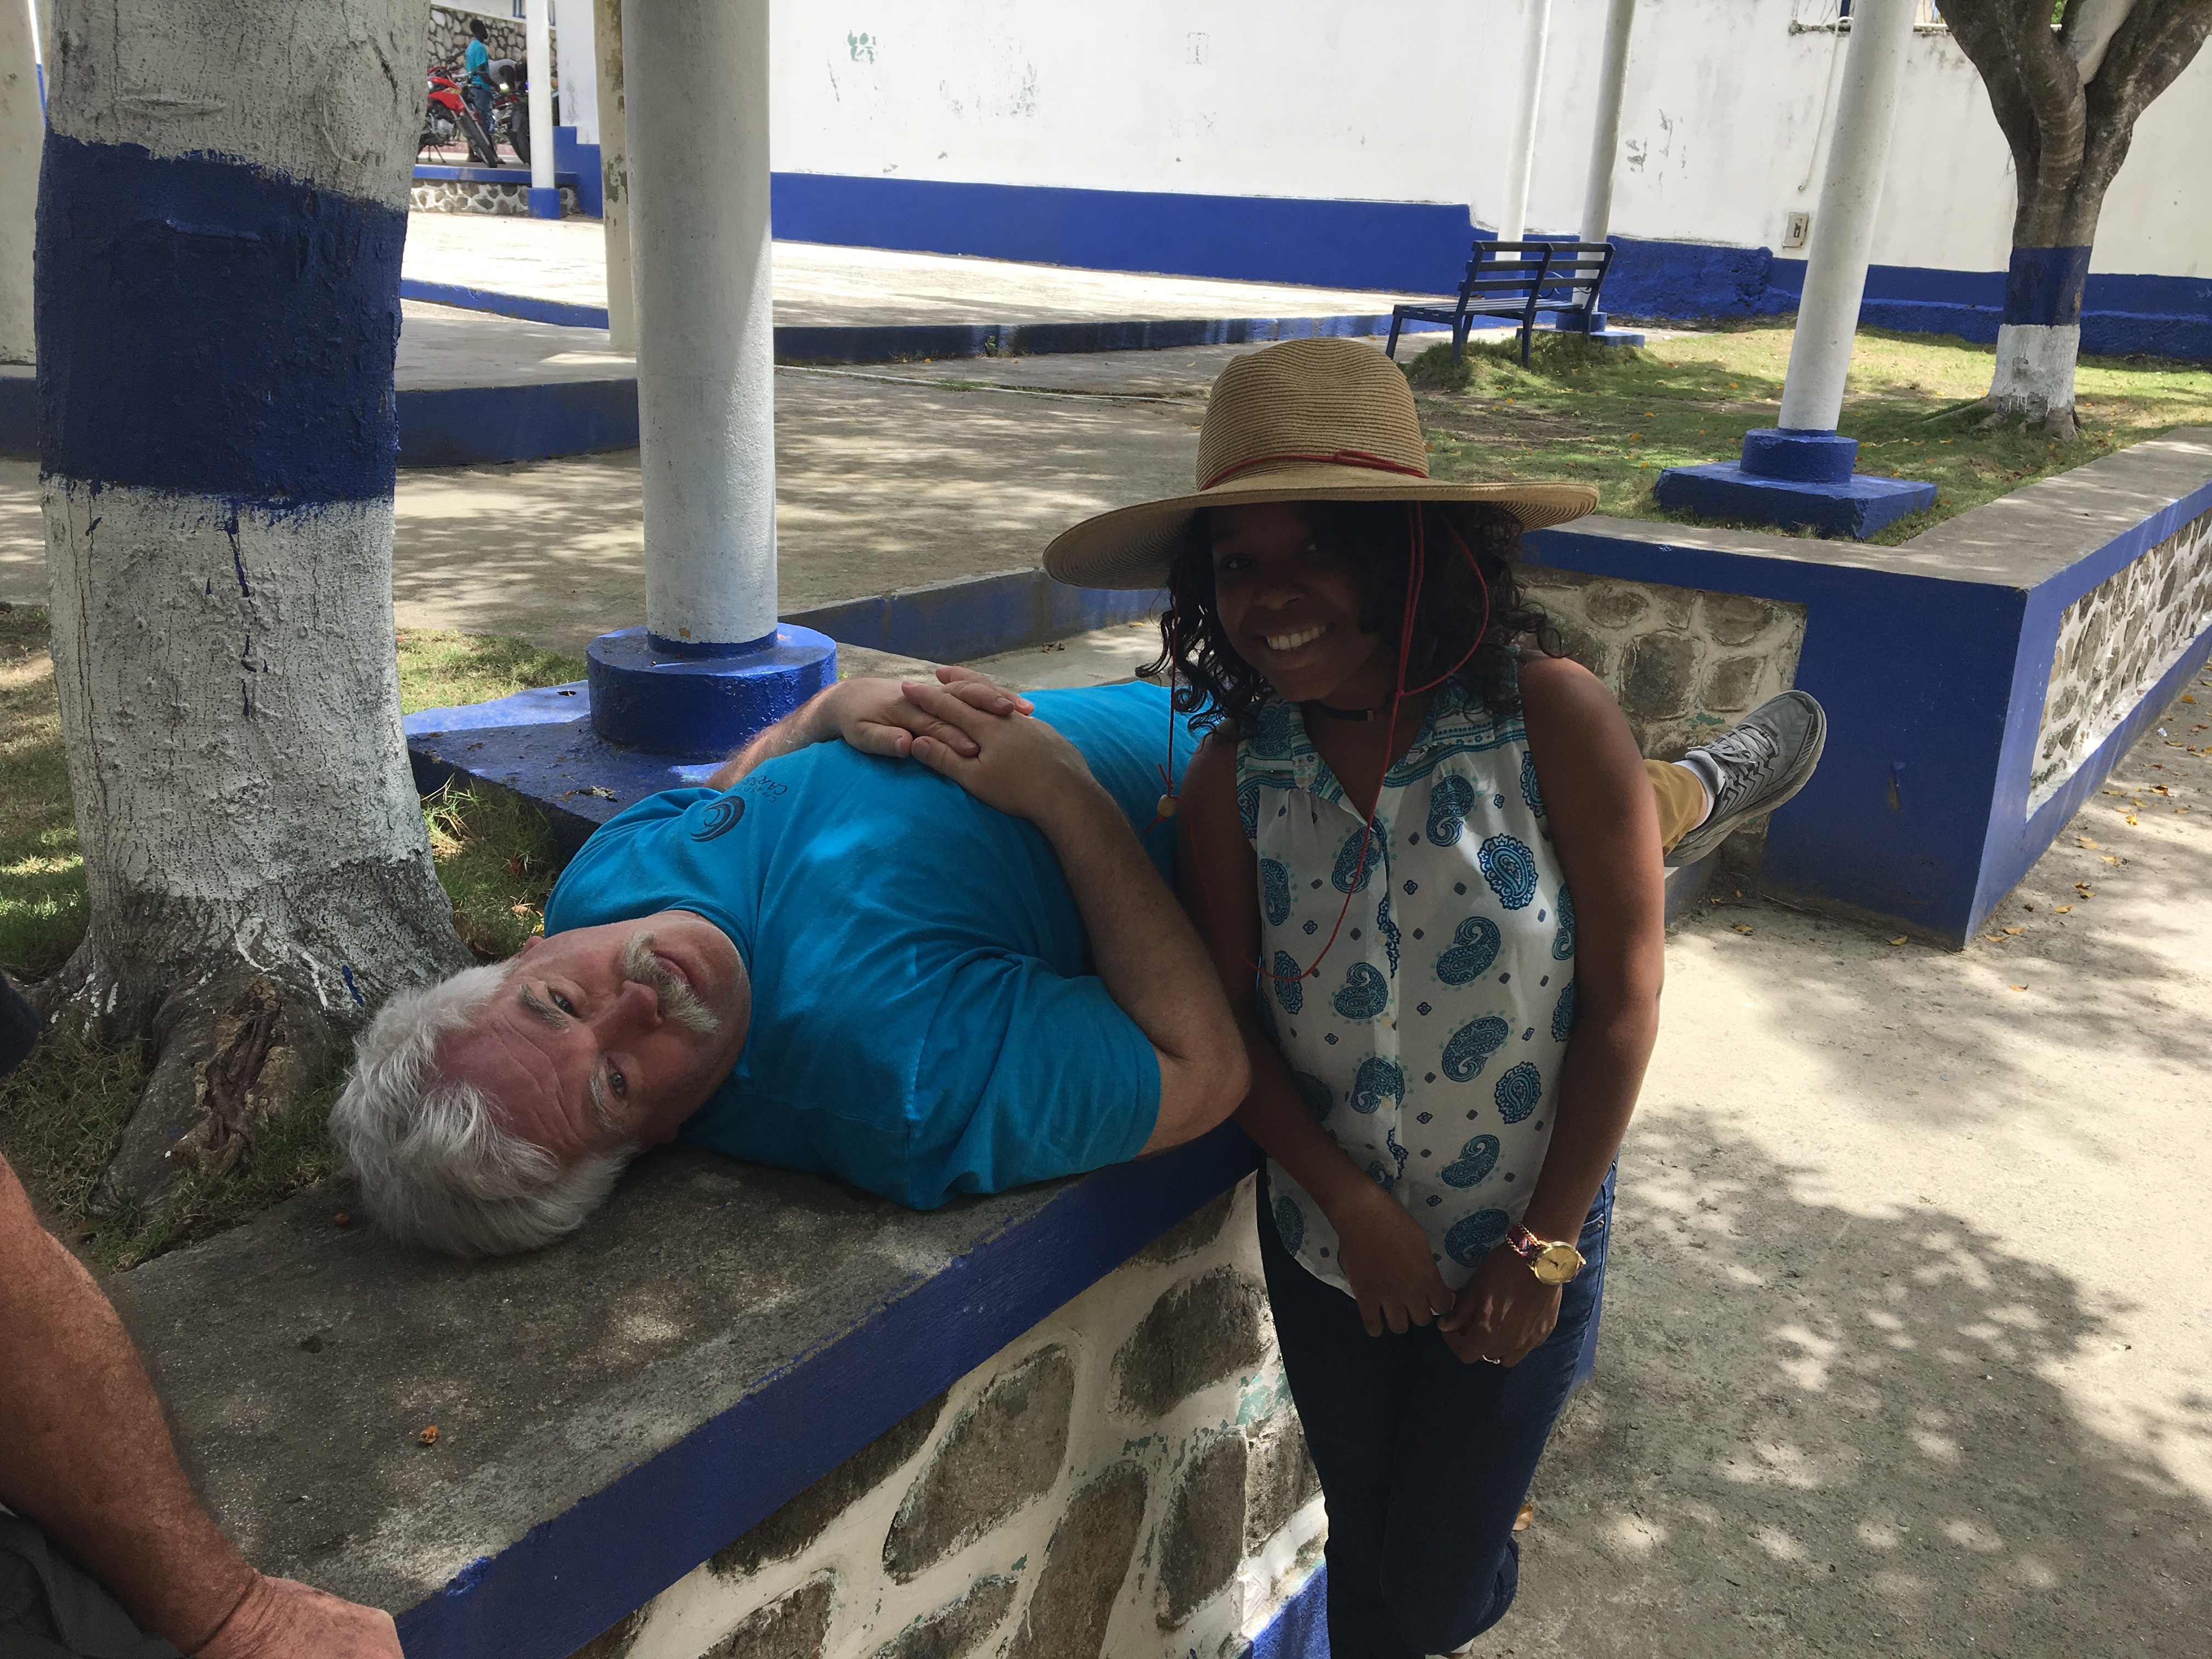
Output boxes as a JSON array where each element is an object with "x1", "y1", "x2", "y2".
[
  {"x1": 1496, "y1": 680, "x2": 2212, "y2": 1656},
  {"x1": 399, "y1": 212, "x2": 1432, "y2": 323}
]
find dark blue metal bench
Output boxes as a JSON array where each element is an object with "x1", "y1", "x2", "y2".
[{"x1": 1386, "y1": 240, "x2": 1617, "y2": 367}]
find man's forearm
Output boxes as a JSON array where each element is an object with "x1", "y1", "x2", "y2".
[
  {"x1": 0, "y1": 1160, "x2": 257, "y2": 1651},
  {"x1": 1037, "y1": 785, "x2": 1240, "y2": 1086},
  {"x1": 705, "y1": 689, "x2": 838, "y2": 789}
]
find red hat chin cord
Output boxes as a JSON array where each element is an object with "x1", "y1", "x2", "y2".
[{"x1": 1153, "y1": 498, "x2": 1493, "y2": 984}]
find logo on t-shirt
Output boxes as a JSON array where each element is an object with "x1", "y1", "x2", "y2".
[{"x1": 692, "y1": 795, "x2": 745, "y2": 840}]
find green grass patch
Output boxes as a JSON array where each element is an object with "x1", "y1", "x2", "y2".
[
  {"x1": 0, "y1": 1013, "x2": 145, "y2": 1229},
  {"x1": 396, "y1": 625, "x2": 586, "y2": 714},
  {"x1": 1, "y1": 620, "x2": 583, "y2": 1258},
  {"x1": 1407, "y1": 323, "x2": 2212, "y2": 545}
]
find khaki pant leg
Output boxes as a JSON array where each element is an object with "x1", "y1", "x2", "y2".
[{"x1": 1646, "y1": 759, "x2": 1706, "y2": 854}]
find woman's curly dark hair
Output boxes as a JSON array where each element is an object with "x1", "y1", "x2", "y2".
[{"x1": 1144, "y1": 499, "x2": 1561, "y2": 730}]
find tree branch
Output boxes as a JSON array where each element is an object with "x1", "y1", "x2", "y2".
[
  {"x1": 1940, "y1": 0, "x2": 2045, "y2": 182},
  {"x1": 2069, "y1": 0, "x2": 2212, "y2": 225}
]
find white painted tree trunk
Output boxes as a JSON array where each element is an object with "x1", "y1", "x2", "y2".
[
  {"x1": 40, "y1": 0, "x2": 467, "y2": 1205},
  {"x1": 1989, "y1": 323, "x2": 2082, "y2": 430}
]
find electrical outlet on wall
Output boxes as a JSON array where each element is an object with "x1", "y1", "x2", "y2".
[{"x1": 1782, "y1": 212, "x2": 1812, "y2": 249}]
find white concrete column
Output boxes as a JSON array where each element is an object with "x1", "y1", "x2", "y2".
[
  {"x1": 526, "y1": 0, "x2": 557, "y2": 213},
  {"x1": 1776, "y1": 0, "x2": 1916, "y2": 433},
  {"x1": 1578, "y1": 0, "x2": 1636, "y2": 246},
  {"x1": 555, "y1": 0, "x2": 598, "y2": 144},
  {"x1": 624, "y1": 0, "x2": 776, "y2": 646},
  {"x1": 1494, "y1": 0, "x2": 1553, "y2": 245},
  {"x1": 0, "y1": 0, "x2": 43, "y2": 363},
  {"x1": 595, "y1": 0, "x2": 635, "y2": 350}
]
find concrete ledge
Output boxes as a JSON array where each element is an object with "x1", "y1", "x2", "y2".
[
  {"x1": 413, "y1": 165, "x2": 583, "y2": 188},
  {"x1": 111, "y1": 1125, "x2": 1263, "y2": 1659},
  {"x1": 397, "y1": 380, "x2": 639, "y2": 466},
  {"x1": 786, "y1": 566, "x2": 1167, "y2": 665},
  {"x1": 1528, "y1": 430, "x2": 2212, "y2": 942}
]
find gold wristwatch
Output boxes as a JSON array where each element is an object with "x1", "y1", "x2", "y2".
[{"x1": 1505, "y1": 1224, "x2": 1585, "y2": 1285}]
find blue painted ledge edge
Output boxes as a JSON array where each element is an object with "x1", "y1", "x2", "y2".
[{"x1": 394, "y1": 1122, "x2": 1263, "y2": 1658}]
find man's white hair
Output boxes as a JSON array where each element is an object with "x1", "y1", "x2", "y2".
[{"x1": 331, "y1": 961, "x2": 633, "y2": 1257}]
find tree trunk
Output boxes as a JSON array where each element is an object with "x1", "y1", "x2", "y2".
[
  {"x1": 1943, "y1": 0, "x2": 2212, "y2": 437},
  {"x1": 37, "y1": 0, "x2": 470, "y2": 1215}
]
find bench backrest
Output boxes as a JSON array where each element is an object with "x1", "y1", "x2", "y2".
[{"x1": 1456, "y1": 240, "x2": 1615, "y2": 312}]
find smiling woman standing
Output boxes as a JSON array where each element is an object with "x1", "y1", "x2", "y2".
[{"x1": 1043, "y1": 339, "x2": 1669, "y2": 1658}]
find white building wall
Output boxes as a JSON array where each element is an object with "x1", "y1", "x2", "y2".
[{"x1": 765, "y1": 0, "x2": 2210, "y2": 282}]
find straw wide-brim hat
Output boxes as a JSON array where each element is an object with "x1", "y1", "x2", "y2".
[{"x1": 1042, "y1": 337, "x2": 1599, "y2": 591}]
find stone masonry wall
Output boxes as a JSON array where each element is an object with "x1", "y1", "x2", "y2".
[
  {"x1": 410, "y1": 178, "x2": 580, "y2": 216},
  {"x1": 2029, "y1": 506, "x2": 2212, "y2": 811},
  {"x1": 566, "y1": 1177, "x2": 1322, "y2": 1659},
  {"x1": 1519, "y1": 568, "x2": 1808, "y2": 764},
  {"x1": 427, "y1": 7, "x2": 535, "y2": 76}
]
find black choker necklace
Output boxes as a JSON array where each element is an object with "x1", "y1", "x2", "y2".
[{"x1": 1305, "y1": 699, "x2": 1383, "y2": 722}]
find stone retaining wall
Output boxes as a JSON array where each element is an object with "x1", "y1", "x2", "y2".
[
  {"x1": 2029, "y1": 504, "x2": 2212, "y2": 811},
  {"x1": 1519, "y1": 567, "x2": 1808, "y2": 764},
  {"x1": 566, "y1": 1177, "x2": 1320, "y2": 1659},
  {"x1": 411, "y1": 179, "x2": 579, "y2": 217},
  {"x1": 427, "y1": 7, "x2": 537, "y2": 75}
]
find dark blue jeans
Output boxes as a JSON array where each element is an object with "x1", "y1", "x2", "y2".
[{"x1": 1259, "y1": 1167, "x2": 1615, "y2": 1659}]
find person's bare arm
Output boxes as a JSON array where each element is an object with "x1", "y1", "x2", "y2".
[
  {"x1": 706, "y1": 667, "x2": 1034, "y2": 789},
  {"x1": 1177, "y1": 735, "x2": 1455, "y2": 1336},
  {"x1": 1440, "y1": 654, "x2": 1664, "y2": 1365},
  {"x1": 899, "y1": 682, "x2": 1246, "y2": 1150},
  {"x1": 0, "y1": 1156, "x2": 399, "y2": 1658}
]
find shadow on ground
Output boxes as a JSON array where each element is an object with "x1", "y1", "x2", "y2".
[{"x1": 1497, "y1": 1108, "x2": 2208, "y2": 1658}]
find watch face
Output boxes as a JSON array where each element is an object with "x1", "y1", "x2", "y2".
[{"x1": 1534, "y1": 1243, "x2": 1583, "y2": 1285}]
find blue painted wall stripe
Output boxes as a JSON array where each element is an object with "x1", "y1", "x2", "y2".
[
  {"x1": 763, "y1": 173, "x2": 2212, "y2": 360},
  {"x1": 37, "y1": 134, "x2": 406, "y2": 501}
]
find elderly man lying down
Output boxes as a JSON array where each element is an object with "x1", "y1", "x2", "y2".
[{"x1": 334, "y1": 670, "x2": 1249, "y2": 1255}]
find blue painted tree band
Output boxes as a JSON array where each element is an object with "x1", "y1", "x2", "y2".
[
  {"x1": 2002, "y1": 245, "x2": 2094, "y2": 328},
  {"x1": 36, "y1": 135, "x2": 406, "y2": 503}
]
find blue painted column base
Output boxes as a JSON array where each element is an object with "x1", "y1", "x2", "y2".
[
  {"x1": 1652, "y1": 461, "x2": 1936, "y2": 538},
  {"x1": 586, "y1": 625, "x2": 839, "y2": 759},
  {"x1": 528, "y1": 184, "x2": 563, "y2": 219},
  {"x1": 1654, "y1": 426, "x2": 1935, "y2": 539}
]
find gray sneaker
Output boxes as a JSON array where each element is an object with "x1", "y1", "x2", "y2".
[{"x1": 1664, "y1": 690, "x2": 1827, "y2": 867}]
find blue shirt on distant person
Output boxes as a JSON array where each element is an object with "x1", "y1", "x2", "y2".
[
  {"x1": 543, "y1": 681, "x2": 1196, "y2": 1208},
  {"x1": 464, "y1": 36, "x2": 490, "y2": 86}
]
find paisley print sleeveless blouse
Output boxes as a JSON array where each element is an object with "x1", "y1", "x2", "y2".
[{"x1": 1234, "y1": 665, "x2": 1577, "y2": 1295}]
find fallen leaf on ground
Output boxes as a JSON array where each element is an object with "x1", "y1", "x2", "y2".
[
  {"x1": 2184, "y1": 693, "x2": 2199, "y2": 703},
  {"x1": 419, "y1": 1426, "x2": 441, "y2": 1446},
  {"x1": 1733, "y1": 924, "x2": 1754, "y2": 934},
  {"x1": 332, "y1": 1212, "x2": 351, "y2": 1227},
  {"x1": 2010, "y1": 985, "x2": 2028, "y2": 992},
  {"x1": 1888, "y1": 935, "x2": 1908, "y2": 946},
  {"x1": 584, "y1": 785, "x2": 618, "y2": 799},
  {"x1": 2003, "y1": 926, "x2": 2024, "y2": 935},
  {"x1": 2055, "y1": 904, "x2": 2073, "y2": 913},
  {"x1": 510, "y1": 902, "x2": 533, "y2": 917},
  {"x1": 2103, "y1": 856, "x2": 2120, "y2": 865},
  {"x1": 2124, "y1": 815, "x2": 2138, "y2": 825},
  {"x1": 2076, "y1": 836, "x2": 2101, "y2": 848},
  {"x1": 1983, "y1": 934, "x2": 2005, "y2": 943}
]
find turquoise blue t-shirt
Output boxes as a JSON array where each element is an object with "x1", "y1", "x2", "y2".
[
  {"x1": 543, "y1": 681, "x2": 1198, "y2": 1208},
  {"x1": 463, "y1": 38, "x2": 490, "y2": 85}
]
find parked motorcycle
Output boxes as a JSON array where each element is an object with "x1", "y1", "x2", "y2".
[
  {"x1": 421, "y1": 64, "x2": 498, "y2": 167},
  {"x1": 488, "y1": 59, "x2": 530, "y2": 166}
]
